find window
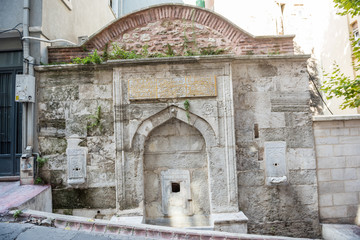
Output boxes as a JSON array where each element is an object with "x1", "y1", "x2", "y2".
[{"x1": 352, "y1": 22, "x2": 360, "y2": 47}]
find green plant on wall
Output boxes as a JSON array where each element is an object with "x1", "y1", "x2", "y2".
[
  {"x1": 13, "y1": 209, "x2": 22, "y2": 219},
  {"x1": 36, "y1": 156, "x2": 47, "y2": 168},
  {"x1": 87, "y1": 106, "x2": 102, "y2": 132},
  {"x1": 72, "y1": 50, "x2": 102, "y2": 64},
  {"x1": 67, "y1": 18, "x2": 226, "y2": 65},
  {"x1": 35, "y1": 156, "x2": 48, "y2": 185},
  {"x1": 35, "y1": 177, "x2": 44, "y2": 185},
  {"x1": 184, "y1": 99, "x2": 190, "y2": 122},
  {"x1": 320, "y1": 1, "x2": 360, "y2": 109}
]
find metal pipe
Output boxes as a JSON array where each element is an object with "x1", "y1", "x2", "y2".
[
  {"x1": 23, "y1": 0, "x2": 30, "y2": 73},
  {"x1": 22, "y1": 0, "x2": 30, "y2": 153},
  {"x1": 22, "y1": 36, "x2": 77, "y2": 46},
  {"x1": 22, "y1": 0, "x2": 35, "y2": 151}
]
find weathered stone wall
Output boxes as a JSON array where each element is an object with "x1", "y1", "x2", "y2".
[
  {"x1": 232, "y1": 56, "x2": 321, "y2": 238},
  {"x1": 35, "y1": 55, "x2": 320, "y2": 238},
  {"x1": 36, "y1": 66, "x2": 116, "y2": 209},
  {"x1": 313, "y1": 115, "x2": 360, "y2": 225}
]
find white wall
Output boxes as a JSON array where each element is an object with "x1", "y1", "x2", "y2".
[
  {"x1": 212, "y1": 0, "x2": 358, "y2": 115},
  {"x1": 42, "y1": 0, "x2": 116, "y2": 44}
]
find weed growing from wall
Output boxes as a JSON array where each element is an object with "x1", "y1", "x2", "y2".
[
  {"x1": 35, "y1": 156, "x2": 48, "y2": 185},
  {"x1": 184, "y1": 99, "x2": 190, "y2": 122},
  {"x1": 87, "y1": 106, "x2": 102, "y2": 132}
]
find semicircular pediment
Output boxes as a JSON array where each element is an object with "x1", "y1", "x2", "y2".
[{"x1": 48, "y1": 4, "x2": 294, "y2": 63}]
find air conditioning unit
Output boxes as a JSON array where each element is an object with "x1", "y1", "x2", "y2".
[{"x1": 15, "y1": 74, "x2": 35, "y2": 102}]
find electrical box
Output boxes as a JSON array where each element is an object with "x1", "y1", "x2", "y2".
[{"x1": 15, "y1": 74, "x2": 35, "y2": 102}]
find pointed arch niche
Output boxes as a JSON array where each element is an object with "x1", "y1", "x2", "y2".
[{"x1": 113, "y1": 60, "x2": 239, "y2": 224}]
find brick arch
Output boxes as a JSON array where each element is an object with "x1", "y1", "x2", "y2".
[
  {"x1": 87, "y1": 4, "x2": 255, "y2": 50},
  {"x1": 48, "y1": 4, "x2": 294, "y2": 63}
]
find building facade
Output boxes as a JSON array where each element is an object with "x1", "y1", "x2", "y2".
[
  {"x1": 0, "y1": 0, "x2": 116, "y2": 178},
  {"x1": 36, "y1": 4, "x2": 324, "y2": 238}
]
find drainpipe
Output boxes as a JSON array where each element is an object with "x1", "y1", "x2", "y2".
[{"x1": 20, "y1": 0, "x2": 35, "y2": 185}]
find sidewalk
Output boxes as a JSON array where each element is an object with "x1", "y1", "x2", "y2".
[
  {"x1": 0, "y1": 181, "x2": 51, "y2": 213},
  {"x1": 0, "y1": 222, "x2": 147, "y2": 240}
]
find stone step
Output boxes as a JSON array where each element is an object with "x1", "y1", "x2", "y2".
[
  {"x1": 322, "y1": 224, "x2": 360, "y2": 240},
  {"x1": 0, "y1": 181, "x2": 51, "y2": 214},
  {"x1": 5, "y1": 209, "x2": 314, "y2": 240}
]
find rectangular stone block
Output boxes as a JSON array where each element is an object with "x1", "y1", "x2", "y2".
[
  {"x1": 54, "y1": 219, "x2": 67, "y2": 229},
  {"x1": 313, "y1": 121, "x2": 344, "y2": 129},
  {"x1": 79, "y1": 223, "x2": 94, "y2": 232},
  {"x1": 318, "y1": 181, "x2": 344, "y2": 194},
  {"x1": 346, "y1": 156, "x2": 360, "y2": 168},
  {"x1": 331, "y1": 128, "x2": 350, "y2": 136},
  {"x1": 79, "y1": 84, "x2": 112, "y2": 100},
  {"x1": 334, "y1": 144, "x2": 360, "y2": 156},
  {"x1": 331, "y1": 168, "x2": 357, "y2": 181},
  {"x1": 237, "y1": 171, "x2": 265, "y2": 186},
  {"x1": 344, "y1": 120, "x2": 360, "y2": 127},
  {"x1": 317, "y1": 169, "x2": 331, "y2": 182},
  {"x1": 317, "y1": 157, "x2": 345, "y2": 169},
  {"x1": 270, "y1": 93, "x2": 309, "y2": 112},
  {"x1": 350, "y1": 128, "x2": 359, "y2": 136},
  {"x1": 313, "y1": 128, "x2": 331, "y2": 137},
  {"x1": 105, "y1": 225, "x2": 121, "y2": 235},
  {"x1": 346, "y1": 205, "x2": 359, "y2": 218},
  {"x1": 120, "y1": 226, "x2": 134, "y2": 236},
  {"x1": 67, "y1": 221, "x2": 80, "y2": 231},
  {"x1": 344, "y1": 180, "x2": 360, "y2": 192},
  {"x1": 339, "y1": 136, "x2": 360, "y2": 144},
  {"x1": 319, "y1": 194, "x2": 333, "y2": 207},
  {"x1": 287, "y1": 148, "x2": 316, "y2": 170},
  {"x1": 315, "y1": 136, "x2": 338, "y2": 145},
  {"x1": 288, "y1": 170, "x2": 317, "y2": 185},
  {"x1": 333, "y1": 192, "x2": 358, "y2": 206},
  {"x1": 316, "y1": 145, "x2": 334, "y2": 157},
  {"x1": 93, "y1": 224, "x2": 106, "y2": 233},
  {"x1": 320, "y1": 206, "x2": 347, "y2": 219},
  {"x1": 293, "y1": 185, "x2": 318, "y2": 205}
]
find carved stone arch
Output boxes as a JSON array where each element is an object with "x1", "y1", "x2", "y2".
[{"x1": 131, "y1": 105, "x2": 217, "y2": 152}]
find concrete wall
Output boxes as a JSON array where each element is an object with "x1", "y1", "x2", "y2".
[
  {"x1": 0, "y1": 0, "x2": 42, "y2": 55},
  {"x1": 0, "y1": 0, "x2": 115, "y2": 64},
  {"x1": 0, "y1": 0, "x2": 42, "y2": 31},
  {"x1": 120, "y1": 0, "x2": 183, "y2": 16},
  {"x1": 18, "y1": 187, "x2": 52, "y2": 213},
  {"x1": 42, "y1": 0, "x2": 115, "y2": 45},
  {"x1": 313, "y1": 115, "x2": 360, "y2": 224}
]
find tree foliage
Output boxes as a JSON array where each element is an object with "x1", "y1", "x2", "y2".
[
  {"x1": 321, "y1": 1, "x2": 360, "y2": 109},
  {"x1": 333, "y1": 0, "x2": 360, "y2": 17}
]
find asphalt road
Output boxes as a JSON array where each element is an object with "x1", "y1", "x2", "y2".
[{"x1": 0, "y1": 222, "x2": 149, "y2": 240}]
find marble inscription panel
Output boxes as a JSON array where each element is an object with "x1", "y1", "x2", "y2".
[{"x1": 128, "y1": 76, "x2": 217, "y2": 100}]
